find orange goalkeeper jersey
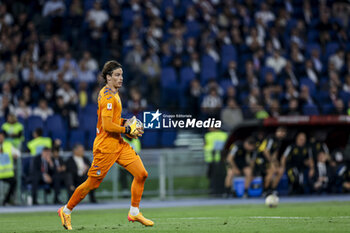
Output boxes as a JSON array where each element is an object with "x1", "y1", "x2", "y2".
[{"x1": 93, "y1": 86, "x2": 125, "y2": 153}]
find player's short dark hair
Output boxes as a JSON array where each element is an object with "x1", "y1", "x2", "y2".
[
  {"x1": 101, "y1": 60, "x2": 122, "y2": 84},
  {"x1": 276, "y1": 126, "x2": 287, "y2": 132},
  {"x1": 245, "y1": 136, "x2": 256, "y2": 145}
]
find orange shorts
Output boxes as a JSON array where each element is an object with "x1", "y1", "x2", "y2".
[{"x1": 88, "y1": 141, "x2": 139, "y2": 179}]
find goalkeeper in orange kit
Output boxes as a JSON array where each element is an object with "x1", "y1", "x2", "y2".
[{"x1": 58, "y1": 61, "x2": 154, "y2": 230}]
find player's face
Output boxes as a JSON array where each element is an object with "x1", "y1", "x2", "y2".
[
  {"x1": 245, "y1": 142, "x2": 255, "y2": 152},
  {"x1": 108, "y1": 68, "x2": 123, "y2": 89},
  {"x1": 276, "y1": 129, "x2": 286, "y2": 139},
  {"x1": 296, "y1": 133, "x2": 306, "y2": 147}
]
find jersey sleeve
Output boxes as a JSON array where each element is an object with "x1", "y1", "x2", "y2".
[
  {"x1": 100, "y1": 94, "x2": 115, "y2": 118},
  {"x1": 258, "y1": 139, "x2": 268, "y2": 152},
  {"x1": 229, "y1": 145, "x2": 238, "y2": 158},
  {"x1": 266, "y1": 138, "x2": 274, "y2": 151},
  {"x1": 283, "y1": 145, "x2": 292, "y2": 158}
]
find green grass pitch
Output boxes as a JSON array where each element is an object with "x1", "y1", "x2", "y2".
[{"x1": 1, "y1": 202, "x2": 349, "y2": 232}]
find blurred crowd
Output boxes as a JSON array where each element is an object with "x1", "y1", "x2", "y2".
[{"x1": 0, "y1": 0, "x2": 349, "y2": 133}]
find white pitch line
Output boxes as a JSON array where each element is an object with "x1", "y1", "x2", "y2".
[
  {"x1": 250, "y1": 216, "x2": 311, "y2": 219},
  {"x1": 152, "y1": 217, "x2": 222, "y2": 220},
  {"x1": 250, "y1": 216, "x2": 350, "y2": 219}
]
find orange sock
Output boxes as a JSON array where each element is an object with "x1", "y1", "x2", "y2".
[
  {"x1": 124, "y1": 157, "x2": 148, "y2": 208},
  {"x1": 67, "y1": 177, "x2": 102, "y2": 210}
]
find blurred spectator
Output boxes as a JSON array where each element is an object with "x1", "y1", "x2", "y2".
[
  {"x1": 201, "y1": 88, "x2": 222, "y2": 118},
  {"x1": 127, "y1": 88, "x2": 147, "y2": 116},
  {"x1": 256, "y1": 127, "x2": 287, "y2": 194},
  {"x1": 1, "y1": 113, "x2": 24, "y2": 149},
  {"x1": 77, "y1": 60, "x2": 95, "y2": 83},
  {"x1": 246, "y1": 27, "x2": 264, "y2": 51},
  {"x1": 0, "y1": 96, "x2": 14, "y2": 119},
  {"x1": 78, "y1": 82, "x2": 88, "y2": 109},
  {"x1": 244, "y1": 87, "x2": 261, "y2": 107},
  {"x1": 169, "y1": 20, "x2": 185, "y2": 55},
  {"x1": 54, "y1": 88, "x2": 79, "y2": 128},
  {"x1": 332, "y1": 99, "x2": 346, "y2": 115},
  {"x1": 299, "y1": 85, "x2": 315, "y2": 106},
  {"x1": 204, "y1": 43, "x2": 220, "y2": 63},
  {"x1": 304, "y1": 60, "x2": 318, "y2": 84},
  {"x1": 263, "y1": 71, "x2": 282, "y2": 96},
  {"x1": 23, "y1": 74, "x2": 41, "y2": 104},
  {"x1": 303, "y1": 0, "x2": 312, "y2": 24},
  {"x1": 27, "y1": 128, "x2": 52, "y2": 156},
  {"x1": 287, "y1": 98, "x2": 300, "y2": 115},
  {"x1": 106, "y1": 29, "x2": 122, "y2": 62},
  {"x1": 30, "y1": 147, "x2": 60, "y2": 205},
  {"x1": 51, "y1": 144, "x2": 66, "y2": 204},
  {"x1": 266, "y1": 50, "x2": 287, "y2": 74},
  {"x1": 223, "y1": 61, "x2": 239, "y2": 87},
  {"x1": 0, "y1": 82, "x2": 13, "y2": 104},
  {"x1": 37, "y1": 62, "x2": 57, "y2": 82},
  {"x1": 255, "y1": 3, "x2": 275, "y2": 26},
  {"x1": 220, "y1": 98, "x2": 243, "y2": 130},
  {"x1": 56, "y1": 82, "x2": 78, "y2": 107},
  {"x1": 59, "y1": 61, "x2": 78, "y2": 82},
  {"x1": 0, "y1": 4, "x2": 13, "y2": 26},
  {"x1": 42, "y1": 0, "x2": 66, "y2": 34},
  {"x1": 125, "y1": 42, "x2": 144, "y2": 78},
  {"x1": 223, "y1": 86, "x2": 236, "y2": 105},
  {"x1": 342, "y1": 160, "x2": 350, "y2": 193},
  {"x1": 0, "y1": 62, "x2": 18, "y2": 83},
  {"x1": 329, "y1": 71, "x2": 341, "y2": 90},
  {"x1": 225, "y1": 137, "x2": 256, "y2": 197},
  {"x1": 204, "y1": 79, "x2": 224, "y2": 96},
  {"x1": 329, "y1": 49, "x2": 345, "y2": 72},
  {"x1": 189, "y1": 52, "x2": 200, "y2": 76},
  {"x1": 204, "y1": 128, "x2": 227, "y2": 195},
  {"x1": 269, "y1": 99, "x2": 281, "y2": 117},
  {"x1": 33, "y1": 99, "x2": 54, "y2": 121},
  {"x1": 86, "y1": 1, "x2": 108, "y2": 29},
  {"x1": 280, "y1": 61, "x2": 298, "y2": 87},
  {"x1": 343, "y1": 74, "x2": 350, "y2": 93},
  {"x1": 65, "y1": 144, "x2": 96, "y2": 202},
  {"x1": 311, "y1": 49, "x2": 323, "y2": 73},
  {"x1": 54, "y1": 95, "x2": 67, "y2": 112},
  {"x1": 80, "y1": 51, "x2": 98, "y2": 72},
  {"x1": 0, "y1": 131, "x2": 20, "y2": 206},
  {"x1": 309, "y1": 134, "x2": 330, "y2": 164},
  {"x1": 66, "y1": 0, "x2": 84, "y2": 50},
  {"x1": 141, "y1": 55, "x2": 160, "y2": 103},
  {"x1": 14, "y1": 98, "x2": 32, "y2": 120},
  {"x1": 312, "y1": 151, "x2": 333, "y2": 193},
  {"x1": 281, "y1": 132, "x2": 314, "y2": 194},
  {"x1": 42, "y1": 82, "x2": 56, "y2": 104},
  {"x1": 187, "y1": 79, "x2": 202, "y2": 118},
  {"x1": 160, "y1": 42, "x2": 173, "y2": 67}
]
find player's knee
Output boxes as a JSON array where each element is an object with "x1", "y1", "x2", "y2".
[
  {"x1": 87, "y1": 178, "x2": 101, "y2": 190},
  {"x1": 136, "y1": 170, "x2": 148, "y2": 181}
]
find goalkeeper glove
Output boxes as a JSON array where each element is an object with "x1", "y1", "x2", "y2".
[{"x1": 125, "y1": 116, "x2": 142, "y2": 137}]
